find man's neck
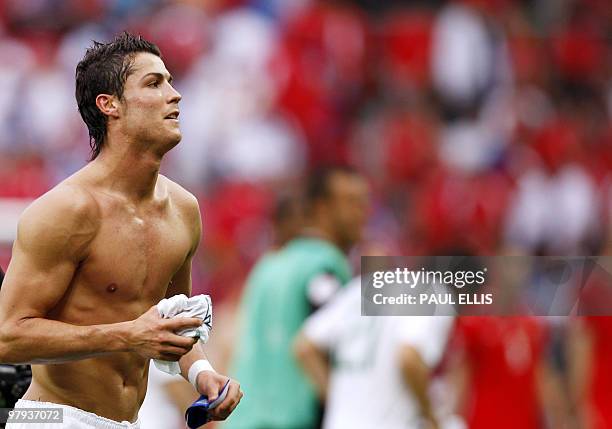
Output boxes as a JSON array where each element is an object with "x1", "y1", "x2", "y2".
[{"x1": 92, "y1": 144, "x2": 163, "y2": 202}]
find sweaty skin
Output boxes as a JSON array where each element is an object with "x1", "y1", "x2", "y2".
[
  {"x1": 0, "y1": 51, "x2": 242, "y2": 423},
  {"x1": 1, "y1": 172, "x2": 200, "y2": 422}
]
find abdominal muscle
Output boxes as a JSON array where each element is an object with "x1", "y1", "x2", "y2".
[
  {"x1": 23, "y1": 351, "x2": 150, "y2": 423},
  {"x1": 21, "y1": 277, "x2": 165, "y2": 423}
]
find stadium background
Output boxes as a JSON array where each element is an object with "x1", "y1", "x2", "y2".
[{"x1": 0, "y1": 0, "x2": 610, "y2": 427}]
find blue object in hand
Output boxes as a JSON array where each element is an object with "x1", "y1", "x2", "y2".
[{"x1": 185, "y1": 379, "x2": 231, "y2": 428}]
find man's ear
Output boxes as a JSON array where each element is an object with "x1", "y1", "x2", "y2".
[{"x1": 95, "y1": 94, "x2": 120, "y2": 118}]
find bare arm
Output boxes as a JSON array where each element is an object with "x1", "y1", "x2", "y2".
[
  {"x1": 175, "y1": 259, "x2": 244, "y2": 422},
  {"x1": 399, "y1": 345, "x2": 439, "y2": 429},
  {"x1": 568, "y1": 319, "x2": 595, "y2": 429},
  {"x1": 166, "y1": 189, "x2": 243, "y2": 421},
  {"x1": 171, "y1": 191, "x2": 209, "y2": 376},
  {"x1": 446, "y1": 352, "x2": 469, "y2": 418},
  {"x1": 293, "y1": 332, "x2": 329, "y2": 401},
  {"x1": 0, "y1": 187, "x2": 201, "y2": 364},
  {"x1": 536, "y1": 356, "x2": 575, "y2": 429},
  {"x1": 173, "y1": 254, "x2": 210, "y2": 379}
]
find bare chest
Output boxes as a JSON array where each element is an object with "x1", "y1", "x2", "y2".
[{"x1": 71, "y1": 203, "x2": 192, "y2": 311}]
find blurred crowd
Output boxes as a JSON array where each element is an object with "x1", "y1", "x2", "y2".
[
  {"x1": 0, "y1": 0, "x2": 611, "y2": 427},
  {"x1": 1, "y1": 0, "x2": 611, "y2": 291}
]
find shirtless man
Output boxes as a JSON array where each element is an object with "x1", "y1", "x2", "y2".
[{"x1": 0, "y1": 33, "x2": 242, "y2": 427}]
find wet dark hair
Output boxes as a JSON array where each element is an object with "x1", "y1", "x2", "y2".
[{"x1": 75, "y1": 32, "x2": 161, "y2": 160}]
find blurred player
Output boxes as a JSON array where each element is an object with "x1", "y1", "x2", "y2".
[
  {"x1": 271, "y1": 193, "x2": 305, "y2": 249},
  {"x1": 448, "y1": 316, "x2": 571, "y2": 429},
  {"x1": 223, "y1": 166, "x2": 369, "y2": 429},
  {"x1": 294, "y1": 276, "x2": 455, "y2": 429},
  {"x1": 569, "y1": 317, "x2": 612, "y2": 429},
  {"x1": 568, "y1": 251, "x2": 612, "y2": 429}
]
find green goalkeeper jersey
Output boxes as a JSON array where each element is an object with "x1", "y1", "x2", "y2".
[{"x1": 222, "y1": 237, "x2": 351, "y2": 429}]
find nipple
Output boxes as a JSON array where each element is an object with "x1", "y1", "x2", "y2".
[{"x1": 107, "y1": 283, "x2": 118, "y2": 293}]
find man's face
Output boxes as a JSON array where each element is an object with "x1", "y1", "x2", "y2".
[
  {"x1": 117, "y1": 52, "x2": 182, "y2": 153},
  {"x1": 326, "y1": 173, "x2": 370, "y2": 250}
]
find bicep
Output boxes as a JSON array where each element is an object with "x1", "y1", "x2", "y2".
[
  {"x1": 167, "y1": 255, "x2": 193, "y2": 298},
  {"x1": 0, "y1": 195, "x2": 96, "y2": 323},
  {"x1": 1, "y1": 241, "x2": 77, "y2": 322},
  {"x1": 167, "y1": 191, "x2": 202, "y2": 299}
]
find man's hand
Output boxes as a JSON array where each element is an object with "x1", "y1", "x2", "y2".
[
  {"x1": 126, "y1": 306, "x2": 201, "y2": 361},
  {"x1": 196, "y1": 371, "x2": 243, "y2": 421}
]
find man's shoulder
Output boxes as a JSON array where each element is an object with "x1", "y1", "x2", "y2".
[
  {"x1": 17, "y1": 183, "x2": 101, "y2": 257},
  {"x1": 287, "y1": 238, "x2": 348, "y2": 267},
  {"x1": 160, "y1": 175, "x2": 199, "y2": 211},
  {"x1": 21, "y1": 183, "x2": 101, "y2": 228},
  {"x1": 159, "y1": 175, "x2": 201, "y2": 236}
]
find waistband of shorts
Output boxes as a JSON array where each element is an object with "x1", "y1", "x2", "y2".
[{"x1": 14, "y1": 399, "x2": 140, "y2": 429}]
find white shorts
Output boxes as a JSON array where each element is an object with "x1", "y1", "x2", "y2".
[{"x1": 5, "y1": 399, "x2": 141, "y2": 429}]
